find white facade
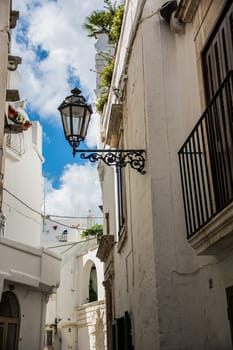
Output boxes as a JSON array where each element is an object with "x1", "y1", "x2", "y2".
[
  {"x1": 45, "y1": 238, "x2": 106, "y2": 350},
  {"x1": 0, "y1": 2, "x2": 61, "y2": 350},
  {"x1": 98, "y1": 0, "x2": 233, "y2": 349},
  {"x1": 42, "y1": 217, "x2": 82, "y2": 243},
  {"x1": 3, "y1": 119, "x2": 43, "y2": 246},
  {"x1": 42, "y1": 210, "x2": 97, "y2": 243},
  {"x1": 0, "y1": 238, "x2": 61, "y2": 349},
  {"x1": 94, "y1": 33, "x2": 115, "y2": 99},
  {"x1": 0, "y1": 115, "x2": 61, "y2": 350}
]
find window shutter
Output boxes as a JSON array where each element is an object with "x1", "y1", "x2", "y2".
[{"x1": 203, "y1": 2, "x2": 233, "y2": 103}]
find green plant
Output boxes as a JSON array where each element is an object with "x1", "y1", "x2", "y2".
[
  {"x1": 84, "y1": 1, "x2": 125, "y2": 113},
  {"x1": 83, "y1": 0, "x2": 117, "y2": 38},
  {"x1": 96, "y1": 58, "x2": 114, "y2": 112},
  {"x1": 110, "y1": 3, "x2": 125, "y2": 42},
  {"x1": 83, "y1": 1, "x2": 125, "y2": 43},
  {"x1": 81, "y1": 224, "x2": 103, "y2": 242},
  {"x1": 96, "y1": 93, "x2": 109, "y2": 112},
  {"x1": 99, "y1": 58, "x2": 114, "y2": 88}
]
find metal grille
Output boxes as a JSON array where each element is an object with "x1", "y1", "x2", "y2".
[{"x1": 178, "y1": 70, "x2": 233, "y2": 238}]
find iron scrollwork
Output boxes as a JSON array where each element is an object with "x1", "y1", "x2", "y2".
[{"x1": 75, "y1": 150, "x2": 146, "y2": 174}]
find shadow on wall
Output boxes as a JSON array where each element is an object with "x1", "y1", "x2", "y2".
[{"x1": 95, "y1": 308, "x2": 105, "y2": 350}]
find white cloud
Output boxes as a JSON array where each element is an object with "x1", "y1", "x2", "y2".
[
  {"x1": 11, "y1": 0, "x2": 107, "y2": 224},
  {"x1": 43, "y1": 131, "x2": 51, "y2": 144},
  {"x1": 86, "y1": 112, "x2": 100, "y2": 148},
  {"x1": 12, "y1": 0, "x2": 105, "y2": 121},
  {"x1": 44, "y1": 163, "x2": 102, "y2": 217}
]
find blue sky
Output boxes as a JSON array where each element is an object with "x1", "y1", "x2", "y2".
[
  {"x1": 26, "y1": 98, "x2": 90, "y2": 189},
  {"x1": 12, "y1": 0, "x2": 105, "y2": 217}
]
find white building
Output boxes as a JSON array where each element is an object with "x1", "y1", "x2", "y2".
[
  {"x1": 42, "y1": 209, "x2": 97, "y2": 243},
  {"x1": 0, "y1": 2, "x2": 61, "y2": 349},
  {"x1": 42, "y1": 30, "x2": 112, "y2": 350},
  {"x1": 94, "y1": 32, "x2": 115, "y2": 99},
  {"x1": 45, "y1": 237, "x2": 106, "y2": 350},
  {"x1": 97, "y1": 0, "x2": 233, "y2": 349},
  {"x1": 42, "y1": 217, "x2": 82, "y2": 243}
]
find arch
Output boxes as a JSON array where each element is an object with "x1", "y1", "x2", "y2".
[
  {"x1": 82, "y1": 260, "x2": 98, "y2": 304},
  {"x1": 0, "y1": 291, "x2": 20, "y2": 350}
]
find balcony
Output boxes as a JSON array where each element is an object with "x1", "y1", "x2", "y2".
[
  {"x1": 6, "y1": 133, "x2": 25, "y2": 159},
  {"x1": 178, "y1": 70, "x2": 233, "y2": 254}
]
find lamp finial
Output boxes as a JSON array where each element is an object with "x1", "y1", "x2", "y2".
[{"x1": 71, "y1": 87, "x2": 81, "y2": 95}]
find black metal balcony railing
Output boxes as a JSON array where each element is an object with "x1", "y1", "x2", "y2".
[{"x1": 178, "y1": 70, "x2": 233, "y2": 238}]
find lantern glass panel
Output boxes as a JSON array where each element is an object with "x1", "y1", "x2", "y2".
[
  {"x1": 61, "y1": 105, "x2": 71, "y2": 138},
  {"x1": 72, "y1": 104, "x2": 85, "y2": 118},
  {"x1": 71, "y1": 105, "x2": 85, "y2": 136},
  {"x1": 82, "y1": 109, "x2": 91, "y2": 138}
]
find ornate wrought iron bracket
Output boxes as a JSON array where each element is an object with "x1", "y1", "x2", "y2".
[{"x1": 73, "y1": 149, "x2": 146, "y2": 175}]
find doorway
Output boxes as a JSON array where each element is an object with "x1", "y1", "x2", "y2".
[{"x1": 0, "y1": 291, "x2": 20, "y2": 350}]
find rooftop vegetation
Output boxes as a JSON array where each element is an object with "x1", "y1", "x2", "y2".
[
  {"x1": 83, "y1": 0, "x2": 125, "y2": 112},
  {"x1": 81, "y1": 224, "x2": 103, "y2": 243}
]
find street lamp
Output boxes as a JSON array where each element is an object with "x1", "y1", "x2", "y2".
[
  {"x1": 58, "y1": 88, "x2": 146, "y2": 175},
  {"x1": 58, "y1": 87, "x2": 92, "y2": 151}
]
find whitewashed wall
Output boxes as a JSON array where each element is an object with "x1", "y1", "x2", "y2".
[
  {"x1": 100, "y1": 0, "x2": 233, "y2": 349},
  {"x1": 3, "y1": 120, "x2": 44, "y2": 246},
  {"x1": 0, "y1": 4, "x2": 61, "y2": 350},
  {"x1": 46, "y1": 240, "x2": 106, "y2": 350}
]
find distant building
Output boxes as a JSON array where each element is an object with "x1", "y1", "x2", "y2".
[
  {"x1": 44, "y1": 237, "x2": 106, "y2": 350},
  {"x1": 94, "y1": 32, "x2": 115, "y2": 99},
  {"x1": 42, "y1": 216, "x2": 83, "y2": 243},
  {"x1": 42, "y1": 209, "x2": 99, "y2": 243}
]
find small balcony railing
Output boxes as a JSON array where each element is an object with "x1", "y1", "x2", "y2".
[{"x1": 178, "y1": 70, "x2": 233, "y2": 238}]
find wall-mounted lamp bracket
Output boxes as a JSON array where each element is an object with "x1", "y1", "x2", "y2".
[
  {"x1": 58, "y1": 88, "x2": 146, "y2": 174},
  {"x1": 73, "y1": 149, "x2": 146, "y2": 175}
]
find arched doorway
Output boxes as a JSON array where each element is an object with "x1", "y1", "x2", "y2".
[
  {"x1": 0, "y1": 291, "x2": 20, "y2": 350},
  {"x1": 89, "y1": 264, "x2": 98, "y2": 302}
]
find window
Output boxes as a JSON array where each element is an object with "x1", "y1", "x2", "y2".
[
  {"x1": 178, "y1": 0, "x2": 233, "y2": 238},
  {"x1": 0, "y1": 291, "x2": 20, "y2": 350},
  {"x1": 202, "y1": 0, "x2": 233, "y2": 211},
  {"x1": 45, "y1": 330, "x2": 53, "y2": 347},
  {"x1": 202, "y1": 1, "x2": 233, "y2": 103},
  {"x1": 116, "y1": 165, "x2": 126, "y2": 237},
  {"x1": 57, "y1": 229, "x2": 68, "y2": 242},
  {"x1": 105, "y1": 212, "x2": 110, "y2": 235},
  {"x1": 89, "y1": 265, "x2": 98, "y2": 302},
  {"x1": 0, "y1": 213, "x2": 5, "y2": 238}
]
